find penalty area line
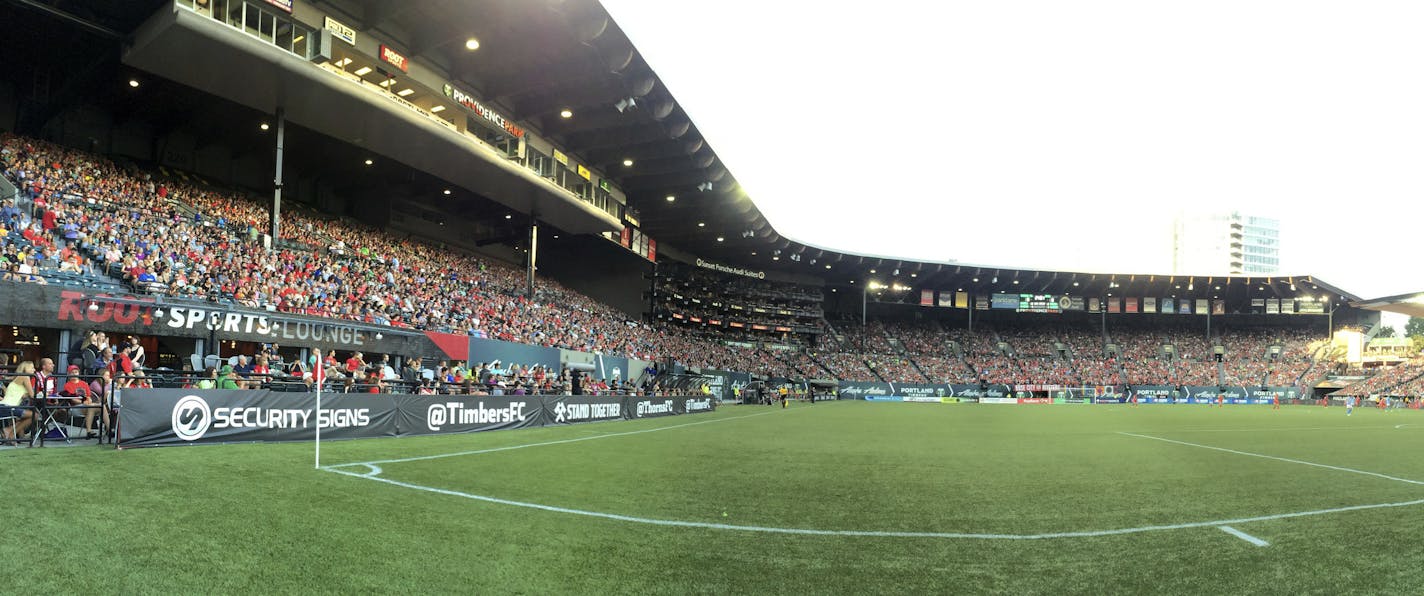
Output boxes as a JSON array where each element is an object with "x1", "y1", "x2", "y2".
[
  {"x1": 1218, "y1": 525, "x2": 1269, "y2": 547},
  {"x1": 1117, "y1": 432, "x2": 1424, "y2": 487}
]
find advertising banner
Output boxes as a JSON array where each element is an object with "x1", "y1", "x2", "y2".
[
  {"x1": 956, "y1": 292, "x2": 969, "y2": 309},
  {"x1": 120, "y1": 389, "x2": 397, "y2": 447},
  {"x1": 991, "y1": 293, "x2": 1019, "y2": 310},
  {"x1": 975, "y1": 295, "x2": 989, "y2": 310},
  {"x1": 542, "y1": 395, "x2": 624, "y2": 425},
  {"x1": 120, "y1": 391, "x2": 716, "y2": 447},
  {"x1": 400, "y1": 395, "x2": 540, "y2": 436},
  {"x1": 1125, "y1": 297, "x2": 1139, "y2": 313},
  {"x1": 837, "y1": 382, "x2": 951, "y2": 400},
  {"x1": 1144, "y1": 297, "x2": 1157, "y2": 313},
  {"x1": 921, "y1": 289, "x2": 935, "y2": 307},
  {"x1": 1088, "y1": 297, "x2": 1100, "y2": 313},
  {"x1": 1108, "y1": 297, "x2": 1120, "y2": 313},
  {"x1": 1196, "y1": 299, "x2": 1209, "y2": 315},
  {"x1": 937, "y1": 292, "x2": 954, "y2": 307},
  {"x1": 1161, "y1": 298, "x2": 1175, "y2": 315},
  {"x1": 978, "y1": 397, "x2": 1019, "y2": 404},
  {"x1": 946, "y1": 384, "x2": 1015, "y2": 399}
]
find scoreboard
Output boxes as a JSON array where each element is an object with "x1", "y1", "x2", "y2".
[
  {"x1": 1018, "y1": 294, "x2": 1062, "y2": 313},
  {"x1": 990, "y1": 294, "x2": 1081, "y2": 313}
]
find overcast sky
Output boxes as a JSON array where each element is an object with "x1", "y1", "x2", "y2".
[{"x1": 602, "y1": 0, "x2": 1423, "y2": 305}]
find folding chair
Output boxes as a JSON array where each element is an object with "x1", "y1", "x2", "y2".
[
  {"x1": 34, "y1": 399, "x2": 72, "y2": 445},
  {"x1": 0, "y1": 413, "x2": 17, "y2": 446}
]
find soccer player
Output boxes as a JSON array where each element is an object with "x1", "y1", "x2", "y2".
[
  {"x1": 1272, "y1": 394, "x2": 1280, "y2": 410},
  {"x1": 1217, "y1": 393, "x2": 1225, "y2": 408},
  {"x1": 1345, "y1": 395, "x2": 1355, "y2": 416}
]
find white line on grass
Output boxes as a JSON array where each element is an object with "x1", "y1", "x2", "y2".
[
  {"x1": 325, "y1": 468, "x2": 1424, "y2": 540},
  {"x1": 1118, "y1": 432, "x2": 1424, "y2": 486},
  {"x1": 1132, "y1": 426, "x2": 1396, "y2": 433},
  {"x1": 326, "y1": 408, "x2": 787, "y2": 469},
  {"x1": 1218, "y1": 526, "x2": 1270, "y2": 547}
]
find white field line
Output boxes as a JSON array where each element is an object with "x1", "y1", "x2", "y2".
[
  {"x1": 326, "y1": 408, "x2": 790, "y2": 469},
  {"x1": 1130, "y1": 426, "x2": 1396, "y2": 433},
  {"x1": 321, "y1": 416, "x2": 1424, "y2": 540},
  {"x1": 1118, "y1": 432, "x2": 1424, "y2": 486},
  {"x1": 325, "y1": 467, "x2": 1424, "y2": 540},
  {"x1": 1218, "y1": 525, "x2": 1270, "y2": 547}
]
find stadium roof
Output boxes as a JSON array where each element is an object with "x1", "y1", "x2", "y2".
[
  {"x1": 1351, "y1": 291, "x2": 1424, "y2": 319},
  {"x1": 0, "y1": 1, "x2": 1379, "y2": 303}
]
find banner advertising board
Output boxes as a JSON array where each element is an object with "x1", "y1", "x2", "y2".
[{"x1": 120, "y1": 390, "x2": 715, "y2": 447}]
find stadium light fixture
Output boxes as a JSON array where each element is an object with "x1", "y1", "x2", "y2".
[
  {"x1": 354, "y1": 66, "x2": 372, "y2": 76},
  {"x1": 772, "y1": 256, "x2": 780, "y2": 261},
  {"x1": 430, "y1": 105, "x2": 446, "y2": 113},
  {"x1": 869, "y1": 269, "x2": 877, "y2": 274},
  {"x1": 259, "y1": 123, "x2": 269, "y2": 131},
  {"x1": 697, "y1": 222, "x2": 705, "y2": 227},
  {"x1": 379, "y1": 79, "x2": 395, "y2": 88},
  {"x1": 397, "y1": 88, "x2": 415, "y2": 97},
  {"x1": 335, "y1": 58, "x2": 353, "y2": 67},
  {"x1": 666, "y1": 195, "x2": 675, "y2": 202},
  {"x1": 465, "y1": 37, "x2": 481, "y2": 51},
  {"x1": 560, "y1": 109, "x2": 573, "y2": 118},
  {"x1": 716, "y1": 237, "x2": 724, "y2": 242},
  {"x1": 128, "y1": 79, "x2": 139, "y2": 88},
  {"x1": 1073, "y1": 282, "x2": 1079, "y2": 286},
  {"x1": 972, "y1": 278, "x2": 979, "y2": 283},
  {"x1": 1013, "y1": 280, "x2": 1020, "y2": 285},
  {"x1": 364, "y1": 159, "x2": 373, "y2": 166},
  {"x1": 825, "y1": 264, "x2": 832, "y2": 269},
  {"x1": 624, "y1": 159, "x2": 635, "y2": 167},
  {"x1": 505, "y1": 214, "x2": 512, "y2": 219},
  {"x1": 443, "y1": 189, "x2": 451, "y2": 195},
  {"x1": 910, "y1": 273, "x2": 917, "y2": 278}
]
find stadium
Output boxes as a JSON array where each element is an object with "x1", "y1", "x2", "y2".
[{"x1": 1, "y1": 1, "x2": 1422, "y2": 593}]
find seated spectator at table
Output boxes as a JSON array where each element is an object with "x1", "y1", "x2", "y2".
[
  {"x1": 59, "y1": 366, "x2": 101, "y2": 438},
  {"x1": 2, "y1": 360, "x2": 37, "y2": 443},
  {"x1": 217, "y1": 365, "x2": 241, "y2": 390},
  {"x1": 195, "y1": 369, "x2": 216, "y2": 392}
]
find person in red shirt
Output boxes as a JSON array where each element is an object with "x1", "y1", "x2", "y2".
[
  {"x1": 345, "y1": 352, "x2": 365, "y2": 375},
  {"x1": 59, "y1": 366, "x2": 100, "y2": 438}
]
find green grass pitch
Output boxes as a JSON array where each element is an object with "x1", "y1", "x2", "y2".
[{"x1": 9, "y1": 401, "x2": 1424, "y2": 594}]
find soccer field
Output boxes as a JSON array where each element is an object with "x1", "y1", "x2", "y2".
[{"x1": 10, "y1": 401, "x2": 1424, "y2": 594}]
